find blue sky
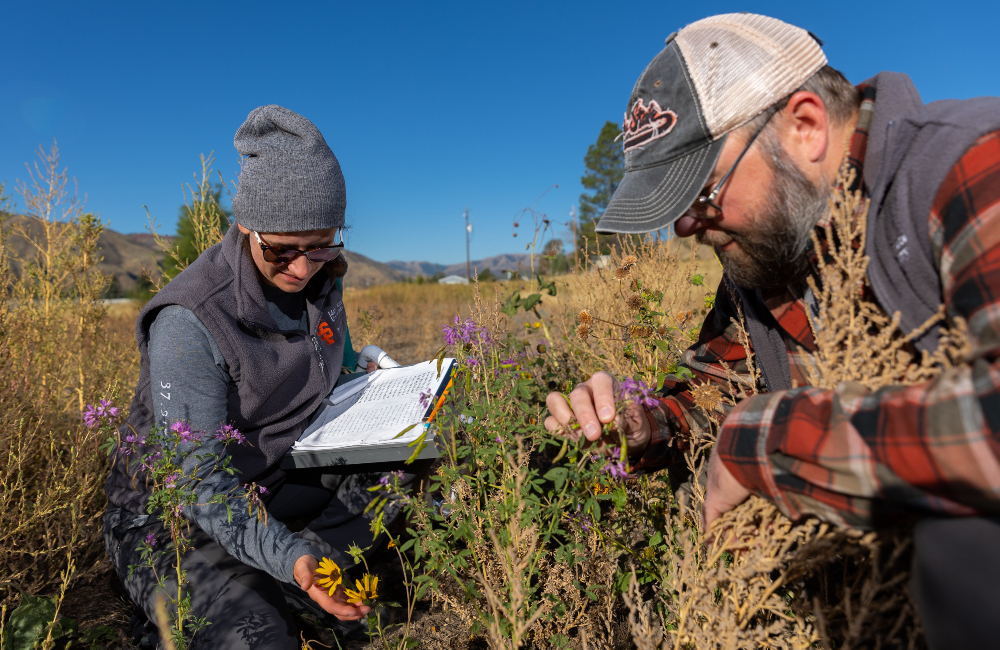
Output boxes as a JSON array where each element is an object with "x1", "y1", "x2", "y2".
[{"x1": 3, "y1": 1, "x2": 999, "y2": 265}]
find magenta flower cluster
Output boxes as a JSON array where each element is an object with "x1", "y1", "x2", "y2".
[
  {"x1": 215, "y1": 423, "x2": 247, "y2": 445},
  {"x1": 378, "y1": 470, "x2": 406, "y2": 487},
  {"x1": 170, "y1": 421, "x2": 199, "y2": 443},
  {"x1": 442, "y1": 316, "x2": 492, "y2": 348},
  {"x1": 601, "y1": 447, "x2": 630, "y2": 480},
  {"x1": 615, "y1": 378, "x2": 660, "y2": 410},
  {"x1": 83, "y1": 399, "x2": 120, "y2": 429}
]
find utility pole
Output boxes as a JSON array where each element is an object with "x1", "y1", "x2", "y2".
[{"x1": 464, "y1": 207, "x2": 472, "y2": 281}]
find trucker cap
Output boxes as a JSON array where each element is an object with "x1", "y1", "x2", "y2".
[{"x1": 596, "y1": 13, "x2": 827, "y2": 234}]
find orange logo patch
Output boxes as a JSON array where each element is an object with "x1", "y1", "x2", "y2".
[{"x1": 317, "y1": 321, "x2": 336, "y2": 345}]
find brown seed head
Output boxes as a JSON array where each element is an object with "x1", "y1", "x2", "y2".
[
  {"x1": 630, "y1": 324, "x2": 654, "y2": 339},
  {"x1": 656, "y1": 325, "x2": 668, "y2": 337},
  {"x1": 576, "y1": 323, "x2": 591, "y2": 340},
  {"x1": 577, "y1": 309, "x2": 592, "y2": 325},
  {"x1": 622, "y1": 255, "x2": 638, "y2": 267},
  {"x1": 691, "y1": 382, "x2": 724, "y2": 414},
  {"x1": 625, "y1": 292, "x2": 644, "y2": 311}
]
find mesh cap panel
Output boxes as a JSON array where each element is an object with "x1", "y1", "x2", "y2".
[{"x1": 675, "y1": 13, "x2": 826, "y2": 139}]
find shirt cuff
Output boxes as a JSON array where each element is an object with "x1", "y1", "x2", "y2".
[
  {"x1": 282, "y1": 539, "x2": 326, "y2": 585},
  {"x1": 632, "y1": 401, "x2": 677, "y2": 472}
]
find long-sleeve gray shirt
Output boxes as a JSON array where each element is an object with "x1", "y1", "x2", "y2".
[{"x1": 148, "y1": 295, "x2": 319, "y2": 584}]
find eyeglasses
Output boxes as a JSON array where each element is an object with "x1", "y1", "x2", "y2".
[
  {"x1": 687, "y1": 110, "x2": 777, "y2": 220},
  {"x1": 253, "y1": 230, "x2": 344, "y2": 264}
]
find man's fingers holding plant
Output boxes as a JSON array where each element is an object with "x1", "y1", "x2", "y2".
[{"x1": 544, "y1": 370, "x2": 651, "y2": 457}]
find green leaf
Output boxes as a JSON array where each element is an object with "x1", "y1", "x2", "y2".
[
  {"x1": 434, "y1": 345, "x2": 448, "y2": 376},
  {"x1": 652, "y1": 340, "x2": 672, "y2": 355},
  {"x1": 543, "y1": 467, "x2": 568, "y2": 491},
  {"x1": 690, "y1": 273, "x2": 704, "y2": 286},
  {"x1": 520, "y1": 293, "x2": 542, "y2": 311},
  {"x1": 394, "y1": 422, "x2": 420, "y2": 439},
  {"x1": 7, "y1": 594, "x2": 59, "y2": 650}
]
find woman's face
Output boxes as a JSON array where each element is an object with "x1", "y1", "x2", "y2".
[{"x1": 237, "y1": 223, "x2": 340, "y2": 293}]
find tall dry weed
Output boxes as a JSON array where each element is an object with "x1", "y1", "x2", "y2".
[
  {"x1": 0, "y1": 144, "x2": 138, "y2": 617},
  {"x1": 546, "y1": 236, "x2": 720, "y2": 386},
  {"x1": 616, "y1": 164, "x2": 969, "y2": 650}
]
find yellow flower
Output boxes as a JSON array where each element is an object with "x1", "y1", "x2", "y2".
[
  {"x1": 387, "y1": 539, "x2": 396, "y2": 549},
  {"x1": 532, "y1": 321, "x2": 541, "y2": 329},
  {"x1": 314, "y1": 557, "x2": 343, "y2": 596},
  {"x1": 344, "y1": 573, "x2": 379, "y2": 604}
]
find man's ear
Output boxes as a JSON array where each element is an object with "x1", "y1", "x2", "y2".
[
  {"x1": 782, "y1": 91, "x2": 829, "y2": 164},
  {"x1": 237, "y1": 223, "x2": 250, "y2": 235}
]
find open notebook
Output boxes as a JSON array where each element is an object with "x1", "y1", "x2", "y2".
[{"x1": 281, "y1": 358, "x2": 455, "y2": 468}]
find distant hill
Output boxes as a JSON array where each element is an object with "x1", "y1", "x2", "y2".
[
  {"x1": 387, "y1": 253, "x2": 529, "y2": 278},
  {"x1": 3, "y1": 217, "x2": 403, "y2": 291},
  {"x1": 341, "y1": 251, "x2": 402, "y2": 288},
  {"x1": 3, "y1": 217, "x2": 532, "y2": 290},
  {"x1": 3, "y1": 216, "x2": 167, "y2": 292}
]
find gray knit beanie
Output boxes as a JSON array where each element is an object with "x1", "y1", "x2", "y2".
[{"x1": 232, "y1": 105, "x2": 346, "y2": 232}]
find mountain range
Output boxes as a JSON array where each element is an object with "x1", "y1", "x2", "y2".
[
  {"x1": 385, "y1": 253, "x2": 529, "y2": 278},
  {"x1": 2, "y1": 217, "x2": 527, "y2": 290}
]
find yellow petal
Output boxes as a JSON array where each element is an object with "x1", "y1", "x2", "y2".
[
  {"x1": 344, "y1": 588, "x2": 362, "y2": 605},
  {"x1": 371, "y1": 576, "x2": 379, "y2": 598}
]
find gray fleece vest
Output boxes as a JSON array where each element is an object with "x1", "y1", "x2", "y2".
[
  {"x1": 105, "y1": 226, "x2": 348, "y2": 514},
  {"x1": 737, "y1": 72, "x2": 1000, "y2": 392}
]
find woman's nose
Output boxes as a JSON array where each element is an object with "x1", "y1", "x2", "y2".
[{"x1": 289, "y1": 255, "x2": 312, "y2": 277}]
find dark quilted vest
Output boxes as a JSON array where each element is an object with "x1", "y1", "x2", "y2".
[
  {"x1": 105, "y1": 226, "x2": 348, "y2": 514},
  {"x1": 737, "y1": 72, "x2": 1000, "y2": 392}
]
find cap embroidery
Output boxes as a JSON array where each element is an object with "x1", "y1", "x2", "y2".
[{"x1": 622, "y1": 99, "x2": 677, "y2": 153}]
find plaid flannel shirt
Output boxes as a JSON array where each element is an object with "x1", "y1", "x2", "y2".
[{"x1": 637, "y1": 92, "x2": 1000, "y2": 528}]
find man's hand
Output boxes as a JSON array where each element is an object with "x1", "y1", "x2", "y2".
[
  {"x1": 702, "y1": 449, "x2": 751, "y2": 534},
  {"x1": 293, "y1": 555, "x2": 369, "y2": 621},
  {"x1": 544, "y1": 371, "x2": 651, "y2": 457},
  {"x1": 366, "y1": 361, "x2": 378, "y2": 374}
]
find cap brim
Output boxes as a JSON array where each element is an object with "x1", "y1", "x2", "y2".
[{"x1": 596, "y1": 138, "x2": 725, "y2": 234}]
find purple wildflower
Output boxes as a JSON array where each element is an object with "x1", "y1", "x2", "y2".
[
  {"x1": 495, "y1": 436, "x2": 502, "y2": 443},
  {"x1": 379, "y1": 470, "x2": 405, "y2": 487},
  {"x1": 258, "y1": 485, "x2": 268, "y2": 494},
  {"x1": 83, "y1": 405, "x2": 99, "y2": 428},
  {"x1": 139, "y1": 451, "x2": 162, "y2": 472},
  {"x1": 215, "y1": 424, "x2": 247, "y2": 445},
  {"x1": 164, "y1": 473, "x2": 179, "y2": 489},
  {"x1": 170, "y1": 421, "x2": 198, "y2": 443},
  {"x1": 98, "y1": 398, "x2": 120, "y2": 419},
  {"x1": 418, "y1": 389, "x2": 434, "y2": 408},
  {"x1": 601, "y1": 446, "x2": 630, "y2": 480},
  {"x1": 615, "y1": 378, "x2": 660, "y2": 410},
  {"x1": 441, "y1": 316, "x2": 492, "y2": 349},
  {"x1": 144, "y1": 531, "x2": 156, "y2": 547}
]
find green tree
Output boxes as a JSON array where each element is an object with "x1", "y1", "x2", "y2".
[
  {"x1": 577, "y1": 121, "x2": 624, "y2": 257},
  {"x1": 162, "y1": 180, "x2": 231, "y2": 280}
]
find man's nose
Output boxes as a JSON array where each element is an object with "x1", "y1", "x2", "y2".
[{"x1": 674, "y1": 214, "x2": 708, "y2": 238}]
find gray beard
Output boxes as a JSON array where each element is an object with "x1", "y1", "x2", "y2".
[{"x1": 699, "y1": 134, "x2": 829, "y2": 292}]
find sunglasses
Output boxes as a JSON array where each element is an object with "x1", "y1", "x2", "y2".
[{"x1": 253, "y1": 230, "x2": 344, "y2": 264}]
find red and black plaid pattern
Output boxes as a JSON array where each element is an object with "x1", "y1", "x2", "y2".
[{"x1": 717, "y1": 130, "x2": 1000, "y2": 527}]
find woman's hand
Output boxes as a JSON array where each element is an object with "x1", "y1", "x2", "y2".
[
  {"x1": 293, "y1": 555, "x2": 369, "y2": 621},
  {"x1": 544, "y1": 371, "x2": 652, "y2": 457}
]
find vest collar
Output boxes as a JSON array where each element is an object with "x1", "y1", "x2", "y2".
[{"x1": 859, "y1": 71, "x2": 925, "y2": 197}]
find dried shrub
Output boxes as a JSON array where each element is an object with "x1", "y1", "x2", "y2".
[{"x1": 0, "y1": 143, "x2": 139, "y2": 607}]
